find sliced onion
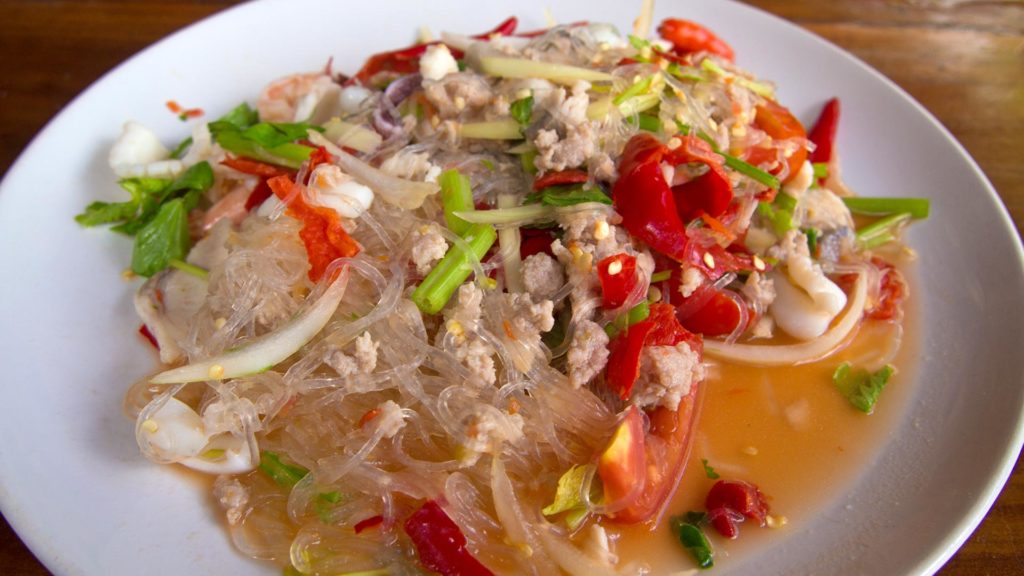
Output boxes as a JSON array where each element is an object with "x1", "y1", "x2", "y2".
[
  {"x1": 497, "y1": 194, "x2": 525, "y2": 292},
  {"x1": 478, "y1": 56, "x2": 613, "y2": 82},
  {"x1": 703, "y1": 272, "x2": 867, "y2": 366},
  {"x1": 322, "y1": 118, "x2": 382, "y2": 153},
  {"x1": 307, "y1": 130, "x2": 439, "y2": 209},
  {"x1": 536, "y1": 524, "x2": 619, "y2": 576},
  {"x1": 150, "y1": 264, "x2": 350, "y2": 384}
]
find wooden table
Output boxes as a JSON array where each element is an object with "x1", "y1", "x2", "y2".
[{"x1": 0, "y1": 1, "x2": 1020, "y2": 574}]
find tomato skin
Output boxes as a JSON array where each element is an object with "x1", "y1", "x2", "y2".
[
  {"x1": 597, "y1": 253, "x2": 640, "y2": 309},
  {"x1": 532, "y1": 168, "x2": 589, "y2": 191},
  {"x1": 679, "y1": 286, "x2": 749, "y2": 337},
  {"x1": 609, "y1": 393, "x2": 699, "y2": 524},
  {"x1": 744, "y1": 100, "x2": 808, "y2": 184},
  {"x1": 657, "y1": 19, "x2": 735, "y2": 61},
  {"x1": 605, "y1": 303, "x2": 696, "y2": 400},
  {"x1": 598, "y1": 406, "x2": 648, "y2": 513},
  {"x1": 865, "y1": 257, "x2": 906, "y2": 320},
  {"x1": 404, "y1": 500, "x2": 495, "y2": 576}
]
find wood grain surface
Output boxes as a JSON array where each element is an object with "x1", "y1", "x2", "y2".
[{"x1": 0, "y1": 1, "x2": 1021, "y2": 574}]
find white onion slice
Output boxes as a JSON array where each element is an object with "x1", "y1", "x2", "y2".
[
  {"x1": 150, "y1": 267, "x2": 349, "y2": 384},
  {"x1": 704, "y1": 272, "x2": 866, "y2": 366}
]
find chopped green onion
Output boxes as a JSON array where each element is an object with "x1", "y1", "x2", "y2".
[
  {"x1": 671, "y1": 514, "x2": 714, "y2": 569},
  {"x1": 318, "y1": 491, "x2": 343, "y2": 504},
  {"x1": 628, "y1": 35, "x2": 651, "y2": 51},
  {"x1": 812, "y1": 162, "x2": 829, "y2": 180},
  {"x1": 613, "y1": 76, "x2": 654, "y2": 107},
  {"x1": 168, "y1": 259, "x2": 209, "y2": 280},
  {"x1": 411, "y1": 223, "x2": 497, "y2": 314},
  {"x1": 700, "y1": 458, "x2": 720, "y2": 480},
  {"x1": 259, "y1": 451, "x2": 309, "y2": 489},
  {"x1": 439, "y1": 169, "x2": 474, "y2": 236},
  {"x1": 723, "y1": 154, "x2": 780, "y2": 190},
  {"x1": 650, "y1": 270, "x2": 673, "y2": 283},
  {"x1": 480, "y1": 158, "x2": 495, "y2": 171},
  {"x1": 856, "y1": 212, "x2": 912, "y2": 249},
  {"x1": 626, "y1": 112, "x2": 662, "y2": 133},
  {"x1": 842, "y1": 197, "x2": 930, "y2": 219},
  {"x1": 618, "y1": 92, "x2": 661, "y2": 117},
  {"x1": 526, "y1": 184, "x2": 611, "y2": 207},
  {"x1": 757, "y1": 192, "x2": 797, "y2": 236},
  {"x1": 832, "y1": 363, "x2": 895, "y2": 414},
  {"x1": 803, "y1": 227, "x2": 820, "y2": 256},
  {"x1": 700, "y1": 58, "x2": 774, "y2": 98},
  {"x1": 605, "y1": 300, "x2": 651, "y2": 338}
]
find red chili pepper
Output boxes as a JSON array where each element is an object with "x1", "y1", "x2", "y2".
[
  {"x1": 705, "y1": 480, "x2": 769, "y2": 539},
  {"x1": 267, "y1": 175, "x2": 360, "y2": 282},
  {"x1": 221, "y1": 157, "x2": 295, "y2": 179},
  {"x1": 597, "y1": 253, "x2": 639, "y2": 309},
  {"x1": 404, "y1": 500, "x2": 494, "y2": 576},
  {"x1": 808, "y1": 97, "x2": 840, "y2": 165},
  {"x1": 613, "y1": 134, "x2": 735, "y2": 269},
  {"x1": 138, "y1": 324, "x2": 159, "y2": 349},
  {"x1": 353, "y1": 18, "x2": 518, "y2": 84},
  {"x1": 243, "y1": 179, "x2": 273, "y2": 212},
  {"x1": 605, "y1": 303, "x2": 697, "y2": 400},
  {"x1": 353, "y1": 514, "x2": 384, "y2": 534},
  {"x1": 472, "y1": 16, "x2": 518, "y2": 39},
  {"x1": 357, "y1": 407, "x2": 382, "y2": 429},
  {"x1": 532, "y1": 168, "x2": 589, "y2": 191},
  {"x1": 669, "y1": 141, "x2": 733, "y2": 222},
  {"x1": 657, "y1": 19, "x2": 734, "y2": 62}
]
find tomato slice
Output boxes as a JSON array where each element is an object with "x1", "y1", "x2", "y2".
[
  {"x1": 597, "y1": 406, "x2": 647, "y2": 513},
  {"x1": 610, "y1": 392, "x2": 699, "y2": 524},
  {"x1": 678, "y1": 286, "x2": 749, "y2": 337},
  {"x1": 744, "y1": 100, "x2": 807, "y2": 184}
]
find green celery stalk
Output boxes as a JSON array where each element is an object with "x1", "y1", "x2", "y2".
[
  {"x1": 723, "y1": 154, "x2": 780, "y2": 190},
  {"x1": 856, "y1": 212, "x2": 912, "y2": 248},
  {"x1": 843, "y1": 197, "x2": 930, "y2": 219},
  {"x1": 411, "y1": 224, "x2": 497, "y2": 314},
  {"x1": 439, "y1": 169, "x2": 474, "y2": 236},
  {"x1": 613, "y1": 76, "x2": 654, "y2": 106}
]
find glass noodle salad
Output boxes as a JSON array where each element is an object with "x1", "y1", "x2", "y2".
[{"x1": 78, "y1": 8, "x2": 928, "y2": 575}]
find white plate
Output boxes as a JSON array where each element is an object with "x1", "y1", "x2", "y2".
[{"x1": 1, "y1": 0, "x2": 1021, "y2": 574}]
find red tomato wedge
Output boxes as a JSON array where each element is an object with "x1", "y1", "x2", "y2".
[
  {"x1": 678, "y1": 286, "x2": 749, "y2": 337},
  {"x1": 597, "y1": 406, "x2": 647, "y2": 513},
  {"x1": 605, "y1": 392, "x2": 701, "y2": 524},
  {"x1": 657, "y1": 19, "x2": 734, "y2": 61},
  {"x1": 744, "y1": 100, "x2": 808, "y2": 184}
]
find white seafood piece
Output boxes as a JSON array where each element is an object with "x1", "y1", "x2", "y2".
[
  {"x1": 307, "y1": 164, "x2": 374, "y2": 218},
  {"x1": 109, "y1": 121, "x2": 182, "y2": 178},
  {"x1": 419, "y1": 44, "x2": 459, "y2": 81},
  {"x1": 769, "y1": 264, "x2": 847, "y2": 340},
  {"x1": 138, "y1": 397, "x2": 255, "y2": 474}
]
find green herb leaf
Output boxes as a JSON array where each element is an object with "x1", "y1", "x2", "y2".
[
  {"x1": 628, "y1": 35, "x2": 651, "y2": 51},
  {"x1": 131, "y1": 198, "x2": 191, "y2": 277},
  {"x1": 812, "y1": 162, "x2": 829, "y2": 180},
  {"x1": 671, "y1": 515, "x2": 715, "y2": 569},
  {"x1": 701, "y1": 458, "x2": 721, "y2": 480},
  {"x1": 213, "y1": 102, "x2": 259, "y2": 132},
  {"x1": 259, "y1": 450, "x2": 310, "y2": 489},
  {"x1": 510, "y1": 94, "x2": 534, "y2": 129},
  {"x1": 832, "y1": 362, "x2": 895, "y2": 414},
  {"x1": 75, "y1": 200, "x2": 141, "y2": 228},
  {"x1": 240, "y1": 122, "x2": 320, "y2": 148},
  {"x1": 439, "y1": 169, "x2": 475, "y2": 236}
]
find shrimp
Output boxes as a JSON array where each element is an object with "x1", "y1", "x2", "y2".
[{"x1": 257, "y1": 72, "x2": 337, "y2": 123}]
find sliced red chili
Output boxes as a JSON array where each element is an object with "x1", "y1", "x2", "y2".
[
  {"x1": 532, "y1": 168, "x2": 589, "y2": 191},
  {"x1": 808, "y1": 97, "x2": 840, "y2": 165},
  {"x1": 221, "y1": 157, "x2": 296, "y2": 178},
  {"x1": 267, "y1": 175, "x2": 360, "y2": 282},
  {"x1": 605, "y1": 303, "x2": 696, "y2": 400},
  {"x1": 705, "y1": 480, "x2": 770, "y2": 539},
  {"x1": 597, "y1": 253, "x2": 639, "y2": 309},
  {"x1": 404, "y1": 500, "x2": 494, "y2": 576}
]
